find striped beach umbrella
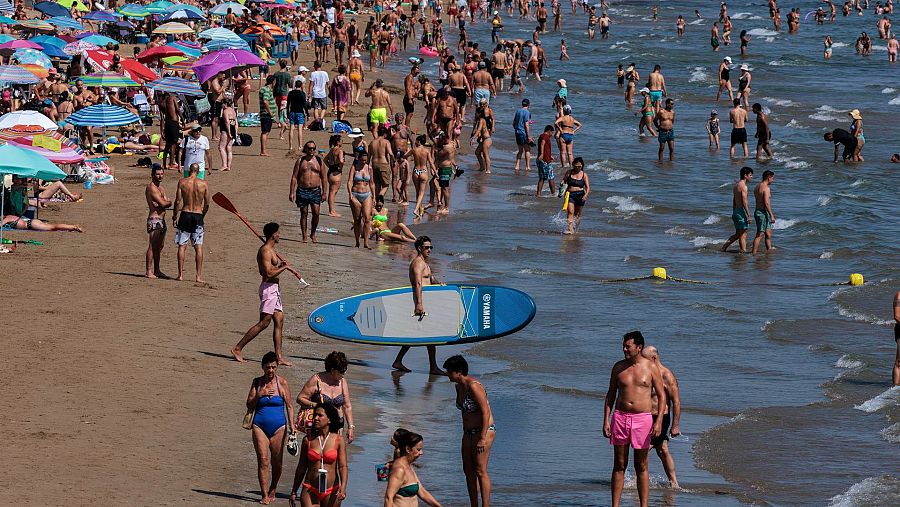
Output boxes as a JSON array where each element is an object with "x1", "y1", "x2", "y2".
[
  {"x1": 136, "y1": 45, "x2": 184, "y2": 63},
  {"x1": 19, "y1": 64, "x2": 50, "y2": 78},
  {"x1": 79, "y1": 71, "x2": 140, "y2": 87},
  {"x1": 0, "y1": 110, "x2": 58, "y2": 139},
  {"x1": 0, "y1": 65, "x2": 40, "y2": 84},
  {"x1": 118, "y1": 3, "x2": 151, "y2": 17},
  {"x1": 79, "y1": 34, "x2": 118, "y2": 46},
  {"x1": 7, "y1": 132, "x2": 85, "y2": 165},
  {"x1": 14, "y1": 20, "x2": 56, "y2": 32},
  {"x1": 47, "y1": 16, "x2": 84, "y2": 30},
  {"x1": 145, "y1": 76, "x2": 205, "y2": 96},
  {"x1": 66, "y1": 104, "x2": 139, "y2": 127},
  {"x1": 204, "y1": 38, "x2": 251, "y2": 52},
  {"x1": 165, "y1": 4, "x2": 205, "y2": 16},
  {"x1": 13, "y1": 49, "x2": 53, "y2": 67},
  {"x1": 162, "y1": 57, "x2": 195, "y2": 73},
  {"x1": 167, "y1": 40, "x2": 202, "y2": 58},
  {"x1": 62, "y1": 40, "x2": 98, "y2": 55},
  {"x1": 209, "y1": 2, "x2": 248, "y2": 15},
  {"x1": 147, "y1": 0, "x2": 174, "y2": 14},
  {"x1": 0, "y1": 16, "x2": 15, "y2": 25},
  {"x1": 162, "y1": 9, "x2": 206, "y2": 21},
  {"x1": 153, "y1": 21, "x2": 194, "y2": 35},
  {"x1": 82, "y1": 10, "x2": 120, "y2": 22}
]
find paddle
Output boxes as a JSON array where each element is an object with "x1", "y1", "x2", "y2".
[{"x1": 212, "y1": 192, "x2": 309, "y2": 287}]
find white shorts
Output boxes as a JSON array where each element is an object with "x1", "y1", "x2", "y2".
[{"x1": 175, "y1": 225, "x2": 204, "y2": 246}]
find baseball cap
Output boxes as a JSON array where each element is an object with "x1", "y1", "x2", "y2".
[
  {"x1": 297, "y1": 66, "x2": 309, "y2": 72},
  {"x1": 190, "y1": 124, "x2": 202, "y2": 132},
  {"x1": 521, "y1": 98, "x2": 530, "y2": 106}
]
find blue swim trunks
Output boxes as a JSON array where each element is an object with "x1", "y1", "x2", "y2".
[
  {"x1": 537, "y1": 160, "x2": 554, "y2": 181},
  {"x1": 515, "y1": 131, "x2": 529, "y2": 146},
  {"x1": 754, "y1": 209, "x2": 772, "y2": 231},
  {"x1": 732, "y1": 207, "x2": 749, "y2": 230},
  {"x1": 649, "y1": 90, "x2": 663, "y2": 103},
  {"x1": 288, "y1": 112, "x2": 305, "y2": 125},
  {"x1": 658, "y1": 129, "x2": 674, "y2": 144}
]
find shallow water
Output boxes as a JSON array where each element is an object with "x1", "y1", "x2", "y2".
[{"x1": 335, "y1": 2, "x2": 898, "y2": 505}]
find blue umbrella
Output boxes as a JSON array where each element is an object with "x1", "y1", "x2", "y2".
[
  {"x1": 165, "y1": 4, "x2": 204, "y2": 16},
  {"x1": 29, "y1": 35, "x2": 67, "y2": 48},
  {"x1": 47, "y1": 16, "x2": 84, "y2": 30},
  {"x1": 116, "y1": 19, "x2": 135, "y2": 29},
  {"x1": 167, "y1": 41, "x2": 202, "y2": 58},
  {"x1": 0, "y1": 35, "x2": 13, "y2": 44},
  {"x1": 209, "y1": 2, "x2": 248, "y2": 16},
  {"x1": 0, "y1": 17, "x2": 15, "y2": 25},
  {"x1": 13, "y1": 49, "x2": 53, "y2": 67},
  {"x1": 66, "y1": 104, "x2": 140, "y2": 127},
  {"x1": 145, "y1": 76, "x2": 205, "y2": 97},
  {"x1": 204, "y1": 38, "x2": 251, "y2": 52},
  {"x1": 83, "y1": 10, "x2": 120, "y2": 22},
  {"x1": 33, "y1": 1, "x2": 71, "y2": 17},
  {"x1": 162, "y1": 9, "x2": 206, "y2": 21},
  {"x1": 35, "y1": 42, "x2": 71, "y2": 59},
  {"x1": 79, "y1": 34, "x2": 118, "y2": 46},
  {"x1": 147, "y1": 0, "x2": 175, "y2": 14}
]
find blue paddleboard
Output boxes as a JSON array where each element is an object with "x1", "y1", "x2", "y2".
[{"x1": 307, "y1": 284, "x2": 536, "y2": 346}]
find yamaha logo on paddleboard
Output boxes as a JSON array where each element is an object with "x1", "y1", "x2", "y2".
[{"x1": 480, "y1": 290, "x2": 495, "y2": 334}]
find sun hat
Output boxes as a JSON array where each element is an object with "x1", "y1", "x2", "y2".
[
  {"x1": 352, "y1": 49, "x2": 361, "y2": 57},
  {"x1": 557, "y1": 78, "x2": 566, "y2": 87},
  {"x1": 723, "y1": 56, "x2": 732, "y2": 63},
  {"x1": 347, "y1": 127, "x2": 365, "y2": 138},
  {"x1": 639, "y1": 87, "x2": 650, "y2": 93},
  {"x1": 849, "y1": 109, "x2": 862, "y2": 120},
  {"x1": 297, "y1": 66, "x2": 309, "y2": 72},
  {"x1": 711, "y1": 109, "x2": 719, "y2": 115},
  {"x1": 740, "y1": 64, "x2": 749, "y2": 70}
]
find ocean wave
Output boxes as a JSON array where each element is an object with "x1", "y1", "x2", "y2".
[
  {"x1": 829, "y1": 476, "x2": 900, "y2": 506},
  {"x1": 689, "y1": 66, "x2": 711, "y2": 83},
  {"x1": 809, "y1": 104, "x2": 850, "y2": 122},
  {"x1": 748, "y1": 28, "x2": 778, "y2": 37},
  {"x1": 665, "y1": 225, "x2": 691, "y2": 236},
  {"x1": 817, "y1": 195, "x2": 832, "y2": 206},
  {"x1": 850, "y1": 179, "x2": 865, "y2": 188},
  {"x1": 690, "y1": 236, "x2": 723, "y2": 247},
  {"x1": 836, "y1": 192, "x2": 860, "y2": 199},
  {"x1": 767, "y1": 60, "x2": 788, "y2": 66},
  {"x1": 688, "y1": 18, "x2": 704, "y2": 25},
  {"x1": 453, "y1": 252, "x2": 473, "y2": 261},
  {"x1": 518, "y1": 267, "x2": 551, "y2": 275},
  {"x1": 519, "y1": 184, "x2": 538, "y2": 192},
  {"x1": 820, "y1": 251, "x2": 834, "y2": 259},
  {"x1": 771, "y1": 218, "x2": 798, "y2": 230},
  {"x1": 834, "y1": 354, "x2": 864, "y2": 369},
  {"x1": 785, "y1": 119, "x2": 805, "y2": 129},
  {"x1": 853, "y1": 386, "x2": 900, "y2": 413},
  {"x1": 762, "y1": 96, "x2": 797, "y2": 107},
  {"x1": 784, "y1": 159, "x2": 810, "y2": 169},
  {"x1": 880, "y1": 422, "x2": 900, "y2": 444},
  {"x1": 836, "y1": 307, "x2": 894, "y2": 326},
  {"x1": 882, "y1": 87, "x2": 897, "y2": 94},
  {"x1": 731, "y1": 12, "x2": 762, "y2": 19},
  {"x1": 703, "y1": 214, "x2": 722, "y2": 225},
  {"x1": 606, "y1": 195, "x2": 651, "y2": 212},
  {"x1": 831, "y1": 41, "x2": 849, "y2": 47},
  {"x1": 888, "y1": 96, "x2": 900, "y2": 106},
  {"x1": 607, "y1": 169, "x2": 641, "y2": 181}
]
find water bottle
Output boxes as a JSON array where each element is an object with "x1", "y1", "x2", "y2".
[{"x1": 84, "y1": 179, "x2": 92, "y2": 190}]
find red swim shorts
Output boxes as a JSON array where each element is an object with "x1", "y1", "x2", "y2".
[{"x1": 610, "y1": 410, "x2": 653, "y2": 449}]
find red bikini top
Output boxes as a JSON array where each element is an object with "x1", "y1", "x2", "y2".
[{"x1": 308, "y1": 447, "x2": 338, "y2": 464}]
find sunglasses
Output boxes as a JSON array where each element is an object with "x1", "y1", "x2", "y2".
[{"x1": 422, "y1": 245, "x2": 433, "y2": 250}]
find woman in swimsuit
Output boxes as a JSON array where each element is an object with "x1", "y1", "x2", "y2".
[
  {"x1": 717, "y1": 56, "x2": 733, "y2": 102},
  {"x1": 247, "y1": 352, "x2": 296, "y2": 505},
  {"x1": 289, "y1": 403, "x2": 347, "y2": 507},
  {"x1": 323, "y1": 135, "x2": 345, "y2": 218},
  {"x1": 470, "y1": 100, "x2": 493, "y2": 173},
  {"x1": 553, "y1": 104, "x2": 582, "y2": 169},
  {"x1": 824, "y1": 35, "x2": 833, "y2": 59},
  {"x1": 371, "y1": 200, "x2": 417, "y2": 242},
  {"x1": 233, "y1": 69, "x2": 252, "y2": 115},
  {"x1": 737, "y1": 65, "x2": 751, "y2": 107},
  {"x1": 296, "y1": 351, "x2": 355, "y2": 441},
  {"x1": 347, "y1": 150, "x2": 374, "y2": 249},
  {"x1": 624, "y1": 64, "x2": 639, "y2": 105},
  {"x1": 444, "y1": 355, "x2": 494, "y2": 507},
  {"x1": 849, "y1": 109, "x2": 865, "y2": 161},
  {"x1": 384, "y1": 431, "x2": 444, "y2": 507},
  {"x1": 403, "y1": 134, "x2": 434, "y2": 218},
  {"x1": 723, "y1": 15, "x2": 732, "y2": 45},
  {"x1": 739, "y1": 29, "x2": 751, "y2": 57},
  {"x1": 561, "y1": 156, "x2": 590, "y2": 234},
  {"x1": 218, "y1": 97, "x2": 237, "y2": 171}
]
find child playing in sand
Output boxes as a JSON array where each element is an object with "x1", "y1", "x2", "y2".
[
  {"x1": 706, "y1": 110, "x2": 720, "y2": 149},
  {"x1": 560, "y1": 39, "x2": 570, "y2": 60}
]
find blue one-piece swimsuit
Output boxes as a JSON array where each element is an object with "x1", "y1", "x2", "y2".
[{"x1": 254, "y1": 377, "x2": 287, "y2": 438}]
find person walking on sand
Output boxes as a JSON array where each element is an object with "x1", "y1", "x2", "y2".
[
  {"x1": 172, "y1": 163, "x2": 209, "y2": 283},
  {"x1": 603, "y1": 331, "x2": 665, "y2": 507},
  {"x1": 752, "y1": 103, "x2": 773, "y2": 161},
  {"x1": 893, "y1": 290, "x2": 900, "y2": 386},
  {"x1": 392, "y1": 235, "x2": 444, "y2": 375},
  {"x1": 259, "y1": 76, "x2": 277, "y2": 157},
  {"x1": 433, "y1": 131, "x2": 458, "y2": 214},
  {"x1": 729, "y1": 98, "x2": 749, "y2": 159},
  {"x1": 721, "y1": 166, "x2": 754, "y2": 253},
  {"x1": 232, "y1": 223, "x2": 298, "y2": 366},
  {"x1": 404, "y1": 134, "x2": 435, "y2": 217},
  {"x1": 751, "y1": 170, "x2": 776, "y2": 255},
  {"x1": 145, "y1": 164, "x2": 171, "y2": 279},
  {"x1": 641, "y1": 345, "x2": 682, "y2": 489},
  {"x1": 289, "y1": 141, "x2": 328, "y2": 243},
  {"x1": 289, "y1": 403, "x2": 348, "y2": 507}
]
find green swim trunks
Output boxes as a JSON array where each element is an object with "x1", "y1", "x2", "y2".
[
  {"x1": 754, "y1": 209, "x2": 772, "y2": 231},
  {"x1": 369, "y1": 107, "x2": 388, "y2": 125},
  {"x1": 732, "y1": 208, "x2": 749, "y2": 230}
]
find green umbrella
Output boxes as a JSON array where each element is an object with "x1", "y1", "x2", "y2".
[{"x1": 0, "y1": 144, "x2": 67, "y2": 246}]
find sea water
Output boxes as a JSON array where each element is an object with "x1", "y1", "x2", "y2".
[{"x1": 337, "y1": 1, "x2": 899, "y2": 505}]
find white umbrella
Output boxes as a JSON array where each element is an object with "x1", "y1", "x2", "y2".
[{"x1": 0, "y1": 110, "x2": 58, "y2": 139}]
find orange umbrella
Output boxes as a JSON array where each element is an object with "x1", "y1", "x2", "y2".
[
  {"x1": 243, "y1": 22, "x2": 284, "y2": 35},
  {"x1": 19, "y1": 64, "x2": 49, "y2": 79}
]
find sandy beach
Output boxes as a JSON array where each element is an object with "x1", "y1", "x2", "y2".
[{"x1": 0, "y1": 46, "x2": 421, "y2": 505}]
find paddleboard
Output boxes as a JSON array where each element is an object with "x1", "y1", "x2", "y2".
[{"x1": 307, "y1": 285, "x2": 536, "y2": 346}]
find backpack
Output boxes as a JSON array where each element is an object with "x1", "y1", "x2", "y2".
[{"x1": 233, "y1": 133, "x2": 253, "y2": 146}]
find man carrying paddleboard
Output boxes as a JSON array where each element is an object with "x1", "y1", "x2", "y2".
[
  {"x1": 231, "y1": 222, "x2": 298, "y2": 367},
  {"x1": 392, "y1": 235, "x2": 445, "y2": 375}
]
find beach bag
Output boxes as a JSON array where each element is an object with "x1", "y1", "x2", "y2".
[
  {"x1": 332, "y1": 119, "x2": 352, "y2": 134},
  {"x1": 234, "y1": 133, "x2": 253, "y2": 146},
  {"x1": 295, "y1": 380, "x2": 321, "y2": 438},
  {"x1": 194, "y1": 96, "x2": 211, "y2": 114},
  {"x1": 308, "y1": 119, "x2": 324, "y2": 131}
]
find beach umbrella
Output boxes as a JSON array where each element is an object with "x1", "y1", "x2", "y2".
[
  {"x1": 79, "y1": 34, "x2": 118, "y2": 46},
  {"x1": 243, "y1": 22, "x2": 284, "y2": 35},
  {"x1": 0, "y1": 65, "x2": 40, "y2": 84},
  {"x1": 66, "y1": 104, "x2": 139, "y2": 127},
  {"x1": 199, "y1": 27, "x2": 241, "y2": 39},
  {"x1": 163, "y1": 56, "x2": 195, "y2": 72},
  {"x1": 0, "y1": 40, "x2": 43, "y2": 51},
  {"x1": 30, "y1": 35, "x2": 67, "y2": 48},
  {"x1": 167, "y1": 40, "x2": 202, "y2": 58},
  {"x1": 162, "y1": 9, "x2": 206, "y2": 21},
  {"x1": 19, "y1": 64, "x2": 50, "y2": 78},
  {"x1": 7, "y1": 131, "x2": 85, "y2": 165},
  {"x1": 0, "y1": 35, "x2": 13, "y2": 44},
  {"x1": 79, "y1": 71, "x2": 139, "y2": 87},
  {"x1": 47, "y1": 16, "x2": 84, "y2": 30},
  {"x1": 118, "y1": 3, "x2": 151, "y2": 17},
  {"x1": 119, "y1": 59, "x2": 158, "y2": 84},
  {"x1": 261, "y1": 3, "x2": 296, "y2": 9},
  {"x1": 62, "y1": 40, "x2": 98, "y2": 55},
  {"x1": 191, "y1": 48, "x2": 265, "y2": 83},
  {"x1": 82, "y1": 10, "x2": 120, "y2": 22},
  {"x1": 136, "y1": 45, "x2": 184, "y2": 63},
  {"x1": 145, "y1": 76, "x2": 205, "y2": 96},
  {"x1": 115, "y1": 19, "x2": 135, "y2": 29},
  {"x1": 0, "y1": 111, "x2": 58, "y2": 139},
  {"x1": 14, "y1": 20, "x2": 57, "y2": 32},
  {"x1": 0, "y1": 16, "x2": 15, "y2": 25},
  {"x1": 0, "y1": 143, "x2": 67, "y2": 246},
  {"x1": 14, "y1": 49, "x2": 53, "y2": 67},
  {"x1": 74, "y1": 31, "x2": 99, "y2": 39},
  {"x1": 204, "y1": 38, "x2": 251, "y2": 52},
  {"x1": 33, "y1": 42, "x2": 70, "y2": 59},
  {"x1": 34, "y1": 1, "x2": 71, "y2": 17},
  {"x1": 165, "y1": 4, "x2": 205, "y2": 16},
  {"x1": 209, "y1": 2, "x2": 249, "y2": 15},
  {"x1": 153, "y1": 22, "x2": 194, "y2": 35},
  {"x1": 147, "y1": 0, "x2": 174, "y2": 14},
  {"x1": 57, "y1": 0, "x2": 89, "y2": 12}
]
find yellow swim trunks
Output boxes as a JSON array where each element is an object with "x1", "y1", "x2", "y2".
[{"x1": 369, "y1": 107, "x2": 388, "y2": 125}]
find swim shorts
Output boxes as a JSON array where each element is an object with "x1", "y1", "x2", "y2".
[
  {"x1": 311, "y1": 97, "x2": 327, "y2": 110},
  {"x1": 895, "y1": 323, "x2": 900, "y2": 341},
  {"x1": 491, "y1": 68, "x2": 505, "y2": 80},
  {"x1": 649, "y1": 90, "x2": 663, "y2": 103},
  {"x1": 175, "y1": 212, "x2": 204, "y2": 246},
  {"x1": 260, "y1": 116, "x2": 273, "y2": 134},
  {"x1": 754, "y1": 209, "x2": 772, "y2": 232},
  {"x1": 403, "y1": 96, "x2": 415, "y2": 114},
  {"x1": 732, "y1": 207, "x2": 749, "y2": 230},
  {"x1": 164, "y1": 120, "x2": 181, "y2": 144},
  {"x1": 437, "y1": 166, "x2": 453, "y2": 188},
  {"x1": 610, "y1": 410, "x2": 653, "y2": 450},
  {"x1": 295, "y1": 186, "x2": 322, "y2": 208},
  {"x1": 288, "y1": 112, "x2": 305, "y2": 125},
  {"x1": 259, "y1": 281, "x2": 283, "y2": 314},
  {"x1": 651, "y1": 413, "x2": 671, "y2": 447},
  {"x1": 730, "y1": 127, "x2": 747, "y2": 144},
  {"x1": 147, "y1": 216, "x2": 166, "y2": 234},
  {"x1": 369, "y1": 107, "x2": 388, "y2": 125},
  {"x1": 658, "y1": 128, "x2": 674, "y2": 144},
  {"x1": 451, "y1": 87, "x2": 467, "y2": 107},
  {"x1": 374, "y1": 163, "x2": 391, "y2": 187},
  {"x1": 474, "y1": 88, "x2": 491, "y2": 105},
  {"x1": 515, "y1": 131, "x2": 529, "y2": 146},
  {"x1": 537, "y1": 160, "x2": 554, "y2": 181}
]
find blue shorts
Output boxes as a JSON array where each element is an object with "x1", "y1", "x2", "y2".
[
  {"x1": 288, "y1": 112, "x2": 305, "y2": 125},
  {"x1": 474, "y1": 88, "x2": 491, "y2": 105},
  {"x1": 515, "y1": 131, "x2": 529, "y2": 146},
  {"x1": 537, "y1": 160, "x2": 554, "y2": 181},
  {"x1": 649, "y1": 90, "x2": 663, "y2": 103}
]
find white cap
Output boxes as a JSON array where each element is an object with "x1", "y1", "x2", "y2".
[
  {"x1": 297, "y1": 66, "x2": 309, "y2": 72},
  {"x1": 723, "y1": 56, "x2": 732, "y2": 63}
]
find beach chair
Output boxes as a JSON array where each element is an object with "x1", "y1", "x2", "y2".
[{"x1": 271, "y1": 35, "x2": 290, "y2": 59}]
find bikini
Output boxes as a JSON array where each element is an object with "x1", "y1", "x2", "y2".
[
  {"x1": 566, "y1": 173, "x2": 586, "y2": 207},
  {"x1": 253, "y1": 376, "x2": 287, "y2": 439},
  {"x1": 351, "y1": 170, "x2": 371, "y2": 202},
  {"x1": 457, "y1": 381, "x2": 497, "y2": 435},
  {"x1": 303, "y1": 434, "x2": 340, "y2": 500},
  {"x1": 397, "y1": 482, "x2": 420, "y2": 497}
]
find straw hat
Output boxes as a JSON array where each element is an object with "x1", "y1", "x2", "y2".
[
  {"x1": 848, "y1": 109, "x2": 862, "y2": 120},
  {"x1": 347, "y1": 128, "x2": 365, "y2": 138}
]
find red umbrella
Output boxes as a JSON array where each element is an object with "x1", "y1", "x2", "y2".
[
  {"x1": 119, "y1": 58, "x2": 158, "y2": 84},
  {"x1": 135, "y1": 45, "x2": 185, "y2": 64}
]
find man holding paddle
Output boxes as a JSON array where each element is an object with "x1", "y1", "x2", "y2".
[
  {"x1": 392, "y1": 235, "x2": 444, "y2": 375},
  {"x1": 231, "y1": 222, "x2": 298, "y2": 366}
]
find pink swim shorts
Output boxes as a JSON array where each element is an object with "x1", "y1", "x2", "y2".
[
  {"x1": 610, "y1": 410, "x2": 653, "y2": 449},
  {"x1": 259, "y1": 282, "x2": 283, "y2": 315}
]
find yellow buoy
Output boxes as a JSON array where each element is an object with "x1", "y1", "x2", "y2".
[
  {"x1": 849, "y1": 273, "x2": 864, "y2": 286},
  {"x1": 652, "y1": 267, "x2": 667, "y2": 280}
]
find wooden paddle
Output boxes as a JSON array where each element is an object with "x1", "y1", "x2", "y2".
[{"x1": 212, "y1": 192, "x2": 309, "y2": 287}]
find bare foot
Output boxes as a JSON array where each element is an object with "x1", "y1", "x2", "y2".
[
  {"x1": 195, "y1": 278, "x2": 206, "y2": 283},
  {"x1": 231, "y1": 347, "x2": 245, "y2": 362},
  {"x1": 302, "y1": 237, "x2": 308, "y2": 243},
  {"x1": 73, "y1": 225, "x2": 85, "y2": 232},
  {"x1": 429, "y1": 368, "x2": 446, "y2": 376},
  {"x1": 146, "y1": 272, "x2": 157, "y2": 279},
  {"x1": 259, "y1": 153, "x2": 271, "y2": 157},
  {"x1": 328, "y1": 211, "x2": 341, "y2": 217},
  {"x1": 310, "y1": 235, "x2": 317, "y2": 244},
  {"x1": 278, "y1": 357, "x2": 294, "y2": 367},
  {"x1": 364, "y1": 244, "x2": 372, "y2": 250},
  {"x1": 392, "y1": 361, "x2": 412, "y2": 372},
  {"x1": 176, "y1": 275, "x2": 184, "y2": 281}
]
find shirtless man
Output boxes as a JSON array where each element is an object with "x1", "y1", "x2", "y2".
[
  {"x1": 654, "y1": 98, "x2": 675, "y2": 161},
  {"x1": 647, "y1": 65, "x2": 667, "y2": 114},
  {"x1": 391, "y1": 120, "x2": 412, "y2": 203},
  {"x1": 432, "y1": 88, "x2": 458, "y2": 140},
  {"x1": 729, "y1": 98, "x2": 749, "y2": 158},
  {"x1": 599, "y1": 11, "x2": 612, "y2": 39},
  {"x1": 448, "y1": 65, "x2": 471, "y2": 120},
  {"x1": 392, "y1": 235, "x2": 444, "y2": 375},
  {"x1": 333, "y1": 20, "x2": 349, "y2": 67},
  {"x1": 472, "y1": 61, "x2": 495, "y2": 107},
  {"x1": 145, "y1": 164, "x2": 171, "y2": 279},
  {"x1": 751, "y1": 170, "x2": 776, "y2": 256},
  {"x1": 365, "y1": 78, "x2": 393, "y2": 134},
  {"x1": 893, "y1": 290, "x2": 900, "y2": 386},
  {"x1": 888, "y1": 34, "x2": 899, "y2": 62},
  {"x1": 172, "y1": 163, "x2": 210, "y2": 283},
  {"x1": 603, "y1": 331, "x2": 665, "y2": 507},
  {"x1": 369, "y1": 127, "x2": 395, "y2": 202},
  {"x1": 721, "y1": 166, "x2": 754, "y2": 253},
  {"x1": 403, "y1": 65, "x2": 420, "y2": 126},
  {"x1": 231, "y1": 222, "x2": 299, "y2": 366},
  {"x1": 536, "y1": 2, "x2": 548, "y2": 31},
  {"x1": 752, "y1": 103, "x2": 773, "y2": 161},
  {"x1": 161, "y1": 91, "x2": 182, "y2": 170},
  {"x1": 641, "y1": 345, "x2": 682, "y2": 489},
  {"x1": 433, "y1": 130, "x2": 457, "y2": 214},
  {"x1": 491, "y1": 44, "x2": 508, "y2": 91},
  {"x1": 289, "y1": 141, "x2": 327, "y2": 243}
]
